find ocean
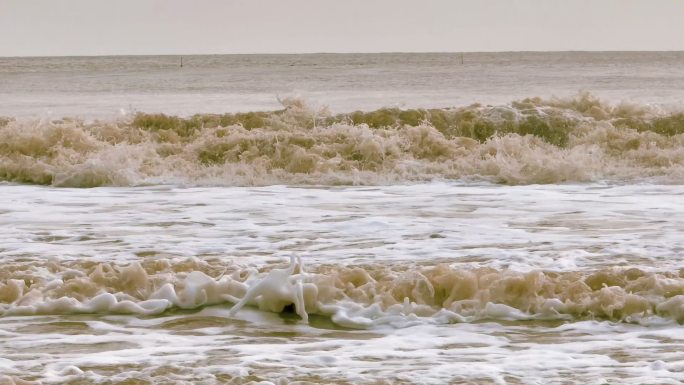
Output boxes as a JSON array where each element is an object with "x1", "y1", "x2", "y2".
[{"x1": 1, "y1": 52, "x2": 684, "y2": 384}]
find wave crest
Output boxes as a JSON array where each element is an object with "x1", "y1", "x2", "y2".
[
  {"x1": 2, "y1": 258, "x2": 684, "y2": 327},
  {"x1": 2, "y1": 94, "x2": 684, "y2": 187}
]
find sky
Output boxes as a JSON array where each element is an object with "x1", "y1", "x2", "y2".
[{"x1": 1, "y1": 0, "x2": 684, "y2": 56}]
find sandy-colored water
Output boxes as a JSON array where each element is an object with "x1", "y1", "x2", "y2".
[
  {"x1": 2, "y1": 52, "x2": 684, "y2": 384},
  {"x1": 3, "y1": 52, "x2": 684, "y2": 118}
]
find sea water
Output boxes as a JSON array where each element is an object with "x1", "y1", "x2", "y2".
[{"x1": 1, "y1": 52, "x2": 684, "y2": 384}]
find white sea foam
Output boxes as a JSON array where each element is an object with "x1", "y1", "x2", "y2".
[{"x1": 1, "y1": 183, "x2": 684, "y2": 383}]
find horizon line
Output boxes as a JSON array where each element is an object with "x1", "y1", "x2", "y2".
[{"x1": 2, "y1": 49, "x2": 684, "y2": 59}]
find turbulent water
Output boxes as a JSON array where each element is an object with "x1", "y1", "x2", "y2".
[
  {"x1": 2, "y1": 52, "x2": 684, "y2": 384},
  {"x1": 2, "y1": 94, "x2": 684, "y2": 187}
]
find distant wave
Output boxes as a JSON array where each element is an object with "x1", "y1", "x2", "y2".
[{"x1": 2, "y1": 93, "x2": 684, "y2": 187}]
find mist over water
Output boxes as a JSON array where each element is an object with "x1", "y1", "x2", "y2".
[{"x1": 2, "y1": 52, "x2": 684, "y2": 384}]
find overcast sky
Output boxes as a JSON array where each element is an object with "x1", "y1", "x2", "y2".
[{"x1": 1, "y1": 0, "x2": 683, "y2": 56}]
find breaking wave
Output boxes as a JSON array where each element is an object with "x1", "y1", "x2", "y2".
[
  {"x1": 3, "y1": 257, "x2": 684, "y2": 328},
  {"x1": 2, "y1": 93, "x2": 684, "y2": 187}
]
